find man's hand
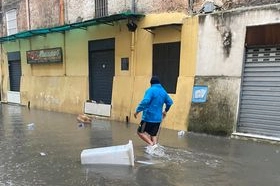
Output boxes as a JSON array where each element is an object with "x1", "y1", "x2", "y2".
[
  {"x1": 134, "y1": 112, "x2": 138, "y2": 119},
  {"x1": 162, "y1": 111, "x2": 167, "y2": 119}
]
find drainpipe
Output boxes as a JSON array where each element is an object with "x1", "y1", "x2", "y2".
[
  {"x1": 59, "y1": 0, "x2": 64, "y2": 25},
  {"x1": 25, "y1": 0, "x2": 30, "y2": 29},
  {"x1": 63, "y1": 32, "x2": 66, "y2": 76},
  {"x1": 131, "y1": 31, "x2": 136, "y2": 77},
  {"x1": 59, "y1": 0, "x2": 66, "y2": 75},
  {"x1": 129, "y1": 30, "x2": 136, "y2": 122},
  {"x1": 188, "y1": 0, "x2": 193, "y2": 14},
  {"x1": 131, "y1": 0, "x2": 136, "y2": 13},
  {"x1": 128, "y1": 0, "x2": 138, "y2": 122},
  {"x1": 0, "y1": 43, "x2": 3, "y2": 101}
]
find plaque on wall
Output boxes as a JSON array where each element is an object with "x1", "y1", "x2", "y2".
[
  {"x1": 26, "y1": 47, "x2": 63, "y2": 64},
  {"x1": 192, "y1": 85, "x2": 208, "y2": 103},
  {"x1": 121, "y1": 57, "x2": 129, "y2": 70}
]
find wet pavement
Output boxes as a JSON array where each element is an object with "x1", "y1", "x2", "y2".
[{"x1": 0, "y1": 104, "x2": 280, "y2": 186}]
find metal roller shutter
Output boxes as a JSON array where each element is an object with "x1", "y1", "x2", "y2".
[
  {"x1": 8, "y1": 60, "x2": 22, "y2": 91},
  {"x1": 238, "y1": 46, "x2": 280, "y2": 137},
  {"x1": 7, "y1": 52, "x2": 21, "y2": 92},
  {"x1": 88, "y1": 38, "x2": 115, "y2": 104}
]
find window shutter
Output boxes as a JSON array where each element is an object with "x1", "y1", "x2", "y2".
[{"x1": 6, "y1": 9, "x2": 17, "y2": 35}]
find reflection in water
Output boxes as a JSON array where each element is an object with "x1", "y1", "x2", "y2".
[
  {"x1": 0, "y1": 104, "x2": 280, "y2": 186},
  {"x1": 82, "y1": 164, "x2": 135, "y2": 185},
  {"x1": 90, "y1": 120, "x2": 112, "y2": 148}
]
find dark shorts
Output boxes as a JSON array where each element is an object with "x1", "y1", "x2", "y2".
[{"x1": 137, "y1": 120, "x2": 161, "y2": 136}]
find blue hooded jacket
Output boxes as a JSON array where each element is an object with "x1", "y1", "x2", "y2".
[{"x1": 136, "y1": 83, "x2": 173, "y2": 123}]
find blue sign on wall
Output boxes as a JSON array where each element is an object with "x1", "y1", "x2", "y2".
[{"x1": 192, "y1": 86, "x2": 208, "y2": 103}]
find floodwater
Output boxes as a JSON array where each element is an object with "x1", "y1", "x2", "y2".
[{"x1": 0, "y1": 104, "x2": 280, "y2": 186}]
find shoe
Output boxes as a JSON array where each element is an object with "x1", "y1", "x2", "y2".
[
  {"x1": 145, "y1": 143, "x2": 157, "y2": 149},
  {"x1": 145, "y1": 144, "x2": 158, "y2": 155},
  {"x1": 156, "y1": 143, "x2": 165, "y2": 150},
  {"x1": 153, "y1": 148, "x2": 165, "y2": 157},
  {"x1": 145, "y1": 144, "x2": 165, "y2": 157}
]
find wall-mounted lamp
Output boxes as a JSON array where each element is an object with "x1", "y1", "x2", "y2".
[{"x1": 127, "y1": 20, "x2": 137, "y2": 32}]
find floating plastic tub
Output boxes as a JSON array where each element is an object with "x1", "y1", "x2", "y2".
[{"x1": 81, "y1": 140, "x2": 134, "y2": 166}]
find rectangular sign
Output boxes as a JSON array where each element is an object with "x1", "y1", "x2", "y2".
[
  {"x1": 26, "y1": 47, "x2": 63, "y2": 64},
  {"x1": 84, "y1": 102, "x2": 111, "y2": 117},
  {"x1": 192, "y1": 85, "x2": 208, "y2": 103}
]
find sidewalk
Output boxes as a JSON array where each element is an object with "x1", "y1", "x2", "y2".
[{"x1": 0, "y1": 104, "x2": 279, "y2": 186}]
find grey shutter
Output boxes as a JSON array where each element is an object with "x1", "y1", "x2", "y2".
[{"x1": 238, "y1": 46, "x2": 280, "y2": 137}]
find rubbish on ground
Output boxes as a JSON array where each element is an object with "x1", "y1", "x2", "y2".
[
  {"x1": 27, "y1": 123, "x2": 35, "y2": 130},
  {"x1": 136, "y1": 160, "x2": 155, "y2": 165},
  {"x1": 81, "y1": 140, "x2": 134, "y2": 166},
  {"x1": 40, "y1": 152, "x2": 46, "y2": 156},
  {"x1": 178, "y1": 130, "x2": 185, "y2": 136},
  {"x1": 78, "y1": 123, "x2": 85, "y2": 128}
]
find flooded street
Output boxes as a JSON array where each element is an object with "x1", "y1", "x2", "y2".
[{"x1": 0, "y1": 104, "x2": 280, "y2": 186}]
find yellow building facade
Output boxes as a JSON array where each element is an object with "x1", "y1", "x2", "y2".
[{"x1": 0, "y1": 13, "x2": 198, "y2": 131}]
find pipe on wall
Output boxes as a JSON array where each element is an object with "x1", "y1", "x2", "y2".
[
  {"x1": 128, "y1": 30, "x2": 136, "y2": 121},
  {"x1": 25, "y1": 0, "x2": 30, "y2": 29},
  {"x1": 131, "y1": 0, "x2": 136, "y2": 13},
  {"x1": 0, "y1": 43, "x2": 4, "y2": 101},
  {"x1": 59, "y1": 0, "x2": 64, "y2": 25},
  {"x1": 188, "y1": 0, "x2": 193, "y2": 14}
]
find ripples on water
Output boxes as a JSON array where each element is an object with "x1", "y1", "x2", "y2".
[{"x1": 1, "y1": 105, "x2": 280, "y2": 186}]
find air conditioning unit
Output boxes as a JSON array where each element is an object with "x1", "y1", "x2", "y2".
[{"x1": 203, "y1": 1, "x2": 215, "y2": 13}]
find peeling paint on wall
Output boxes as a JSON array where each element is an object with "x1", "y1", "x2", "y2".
[
  {"x1": 212, "y1": 13, "x2": 232, "y2": 57},
  {"x1": 65, "y1": 0, "x2": 95, "y2": 23},
  {"x1": 191, "y1": 0, "x2": 280, "y2": 14},
  {"x1": 29, "y1": 0, "x2": 60, "y2": 29},
  {"x1": 153, "y1": 0, "x2": 187, "y2": 13}
]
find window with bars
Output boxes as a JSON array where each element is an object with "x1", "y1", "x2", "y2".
[
  {"x1": 6, "y1": 9, "x2": 17, "y2": 35},
  {"x1": 95, "y1": 0, "x2": 108, "y2": 18}
]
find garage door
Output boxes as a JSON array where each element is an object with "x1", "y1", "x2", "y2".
[{"x1": 238, "y1": 46, "x2": 280, "y2": 137}]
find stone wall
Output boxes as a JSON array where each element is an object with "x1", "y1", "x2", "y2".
[
  {"x1": 29, "y1": 0, "x2": 60, "y2": 29},
  {"x1": 188, "y1": 77, "x2": 240, "y2": 135},
  {"x1": 65, "y1": 0, "x2": 95, "y2": 23}
]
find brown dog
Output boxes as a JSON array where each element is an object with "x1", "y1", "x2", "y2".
[{"x1": 77, "y1": 114, "x2": 93, "y2": 124}]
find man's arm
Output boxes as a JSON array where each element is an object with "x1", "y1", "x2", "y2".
[
  {"x1": 164, "y1": 94, "x2": 173, "y2": 112},
  {"x1": 134, "y1": 89, "x2": 152, "y2": 118}
]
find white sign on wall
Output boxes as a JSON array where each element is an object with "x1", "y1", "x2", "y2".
[
  {"x1": 84, "y1": 102, "x2": 111, "y2": 117},
  {"x1": 7, "y1": 91, "x2": 21, "y2": 104}
]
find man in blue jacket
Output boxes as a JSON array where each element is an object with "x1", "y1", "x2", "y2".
[{"x1": 134, "y1": 76, "x2": 173, "y2": 154}]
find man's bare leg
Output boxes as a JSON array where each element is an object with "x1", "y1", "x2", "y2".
[
  {"x1": 137, "y1": 132, "x2": 153, "y2": 145},
  {"x1": 151, "y1": 136, "x2": 157, "y2": 145}
]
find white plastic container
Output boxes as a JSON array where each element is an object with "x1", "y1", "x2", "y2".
[{"x1": 81, "y1": 140, "x2": 135, "y2": 166}]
